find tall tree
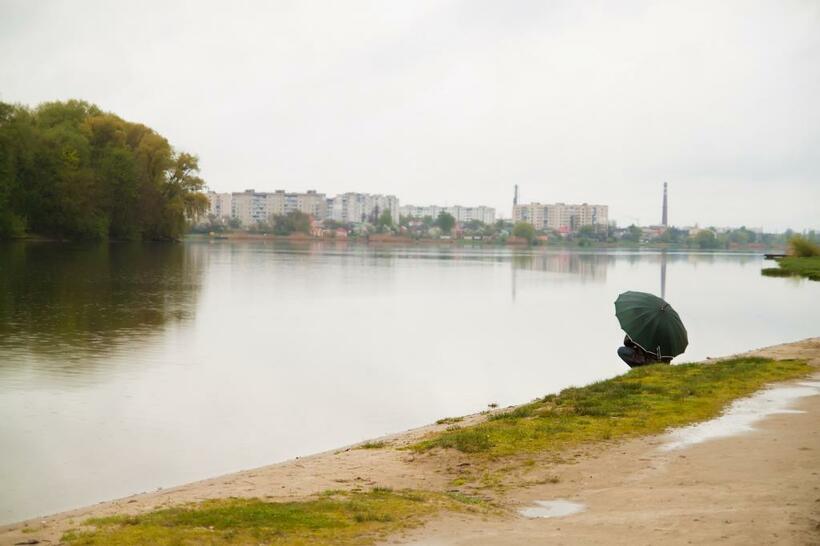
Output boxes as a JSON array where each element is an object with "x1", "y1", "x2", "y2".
[
  {"x1": 0, "y1": 100, "x2": 208, "y2": 241},
  {"x1": 436, "y1": 211, "x2": 455, "y2": 234}
]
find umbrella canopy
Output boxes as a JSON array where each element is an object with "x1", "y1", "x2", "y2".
[{"x1": 614, "y1": 291, "x2": 688, "y2": 359}]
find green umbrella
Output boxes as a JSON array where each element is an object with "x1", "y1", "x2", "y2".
[{"x1": 614, "y1": 291, "x2": 688, "y2": 359}]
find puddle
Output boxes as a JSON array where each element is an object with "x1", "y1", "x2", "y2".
[
  {"x1": 661, "y1": 381, "x2": 820, "y2": 451},
  {"x1": 519, "y1": 499, "x2": 586, "y2": 518}
]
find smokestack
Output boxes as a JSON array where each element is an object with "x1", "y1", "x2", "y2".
[
  {"x1": 514, "y1": 184, "x2": 519, "y2": 206},
  {"x1": 661, "y1": 182, "x2": 668, "y2": 226}
]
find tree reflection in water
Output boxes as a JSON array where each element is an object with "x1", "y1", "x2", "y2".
[{"x1": 0, "y1": 242, "x2": 203, "y2": 376}]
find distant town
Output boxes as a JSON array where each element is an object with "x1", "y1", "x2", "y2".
[{"x1": 201, "y1": 183, "x2": 811, "y2": 249}]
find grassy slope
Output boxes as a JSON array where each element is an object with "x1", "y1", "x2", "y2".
[
  {"x1": 415, "y1": 357, "x2": 811, "y2": 456},
  {"x1": 762, "y1": 256, "x2": 820, "y2": 281},
  {"x1": 62, "y1": 357, "x2": 811, "y2": 545},
  {"x1": 62, "y1": 489, "x2": 484, "y2": 546}
]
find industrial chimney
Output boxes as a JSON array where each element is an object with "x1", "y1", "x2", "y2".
[{"x1": 661, "y1": 182, "x2": 668, "y2": 227}]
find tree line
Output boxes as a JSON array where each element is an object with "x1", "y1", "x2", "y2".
[{"x1": 0, "y1": 100, "x2": 208, "y2": 240}]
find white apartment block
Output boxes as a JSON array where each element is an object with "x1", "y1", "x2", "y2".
[
  {"x1": 513, "y1": 203, "x2": 608, "y2": 232},
  {"x1": 328, "y1": 193, "x2": 400, "y2": 225},
  {"x1": 230, "y1": 189, "x2": 327, "y2": 226},
  {"x1": 400, "y1": 205, "x2": 496, "y2": 225},
  {"x1": 207, "y1": 191, "x2": 233, "y2": 218}
]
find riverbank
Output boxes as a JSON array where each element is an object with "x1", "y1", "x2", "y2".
[
  {"x1": 185, "y1": 232, "x2": 786, "y2": 252},
  {"x1": 763, "y1": 256, "x2": 820, "y2": 281},
  {"x1": 1, "y1": 338, "x2": 818, "y2": 545}
]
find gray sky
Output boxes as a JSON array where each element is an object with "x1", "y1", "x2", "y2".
[{"x1": 1, "y1": 0, "x2": 818, "y2": 230}]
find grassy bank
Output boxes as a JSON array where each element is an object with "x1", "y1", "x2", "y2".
[
  {"x1": 762, "y1": 256, "x2": 820, "y2": 281},
  {"x1": 59, "y1": 356, "x2": 811, "y2": 545},
  {"x1": 415, "y1": 357, "x2": 810, "y2": 456},
  {"x1": 62, "y1": 489, "x2": 485, "y2": 546}
]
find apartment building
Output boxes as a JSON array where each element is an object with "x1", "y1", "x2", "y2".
[
  {"x1": 206, "y1": 191, "x2": 233, "y2": 219},
  {"x1": 230, "y1": 189, "x2": 327, "y2": 226},
  {"x1": 231, "y1": 190, "x2": 268, "y2": 225},
  {"x1": 268, "y1": 190, "x2": 327, "y2": 219},
  {"x1": 400, "y1": 205, "x2": 496, "y2": 225},
  {"x1": 328, "y1": 193, "x2": 399, "y2": 225},
  {"x1": 512, "y1": 202, "x2": 608, "y2": 232}
]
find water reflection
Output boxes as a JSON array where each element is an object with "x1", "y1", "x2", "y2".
[
  {"x1": 511, "y1": 251, "x2": 611, "y2": 280},
  {"x1": 510, "y1": 251, "x2": 611, "y2": 302},
  {"x1": 661, "y1": 251, "x2": 666, "y2": 299},
  {"x1": 0, "y1": 242, "x2": 203, "y2": 377}
]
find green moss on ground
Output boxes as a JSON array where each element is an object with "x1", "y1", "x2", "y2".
[
  {"x1": 62, "y1": 489, "x2": 485, "y2": 545},
  {"x1": 762, "y1": 256, "x2": 820, "y2": 281},
  {"x1": 414, "y1": 357, "x2": 811, "y2": 456}
]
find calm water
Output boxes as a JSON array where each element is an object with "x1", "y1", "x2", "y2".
[{"x1": 1, "y1": 242, "x2": 818, "y2": 523}]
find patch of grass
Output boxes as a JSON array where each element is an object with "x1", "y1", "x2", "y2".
[
  {"x1": 358, "y1": 440, "x2": 388, "y2": 449},
  {"x1": 413, "y1": 357, "x2": 810, "y2": 456},
  {"x1": 761, "y1": 266, "x2": 791, "y2": 277},
  {"x1": 445, "y1": 492, "x2": 486, "y2": 506},
  {"x1": 62, "y1": 489, "x2": 481, "y2": 546},
  {"x1": 435, "y1": 417, "x2": 464, "y2": 425},
  {"x1": 762, "y1": 256, "x2": 820, "y2": 281}
]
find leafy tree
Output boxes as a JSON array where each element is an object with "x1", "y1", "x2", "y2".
[
  {"x1": 512, "y1": 222, "x2": 536, "y2": 244},
  {"x1": 624, "y1": 225, "x2": 642, "y2": 243},
  {"x1": 726, "y1": 226, "x2": 757, "y2": 245},
  {"x1": 0, "y1": 99, "x2": 208, "y2": 241},
  {"x1": 0, "y1": 104, "x2": 27, "y2": 237},
  {"x1": 693, "y1": 230, "x2": 721, "y2": 249},
  {"x1": 436, "y1": 211, "x2": 455, "y2": 234},
  {"x1": 377, "y1": 209, "x2": 394, "y2": 229},
  {"x1": 655, "y1": 227, "x2": 685, "y2": 244},
  {"x1": 272, "y1": 210, "x2": 311, "y2": 235}
]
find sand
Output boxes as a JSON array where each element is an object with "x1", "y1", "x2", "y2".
[{"x1": 2, "y1": 338, "x2": 818, "y2": 545}]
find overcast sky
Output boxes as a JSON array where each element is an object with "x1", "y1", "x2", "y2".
[{"x1": 1, "y1": 0, "x2": 818, "y2": 230}]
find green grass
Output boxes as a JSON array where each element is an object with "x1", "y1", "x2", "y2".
[
  {"x1": 357, "y1": 440, "x2": 388, "y2": 449},
  {"x1": 62, "y1": 489, "x2": 484, "y2": 545},
  {"x1": 762, "y1": 256, "x2": 820, "y2": 281},
  {"x1": 435, "y1": 417, "x2": 464, "y2": 425},
  {"x1": 413, "y1": 357, "x2": 811, "y2": 456}
]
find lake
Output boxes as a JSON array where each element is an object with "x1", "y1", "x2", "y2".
[{"x1": 1, "y1": 241, "x2": 818, "y2": 524}]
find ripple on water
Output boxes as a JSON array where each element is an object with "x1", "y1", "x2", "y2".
[
  {"x1": 519, "y1": 499, "x2": 586, "y2": 518},
  {"x1": 660, "y1": 381, "x2": 820, "y2": 452}
]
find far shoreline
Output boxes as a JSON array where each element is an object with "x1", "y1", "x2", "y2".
[{"x1": 1, "y1": 232, "x2": 788, "y2": 253}]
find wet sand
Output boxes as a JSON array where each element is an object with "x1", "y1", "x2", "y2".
[{"x1": 1, "y1": 338, "x2": 818, "y2": 545}]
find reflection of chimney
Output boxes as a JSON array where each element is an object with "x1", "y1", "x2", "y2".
[{"x1": 661, "y1": 182, "x2": 668, "y2": 226}]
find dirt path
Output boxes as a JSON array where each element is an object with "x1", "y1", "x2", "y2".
[{"x1": 1, "y1": 338, "x2": 818, "y2": 545}]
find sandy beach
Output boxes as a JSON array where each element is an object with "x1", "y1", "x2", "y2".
[{"x1": 2, "y1": 338, "x2": 818, "y2": 545}]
